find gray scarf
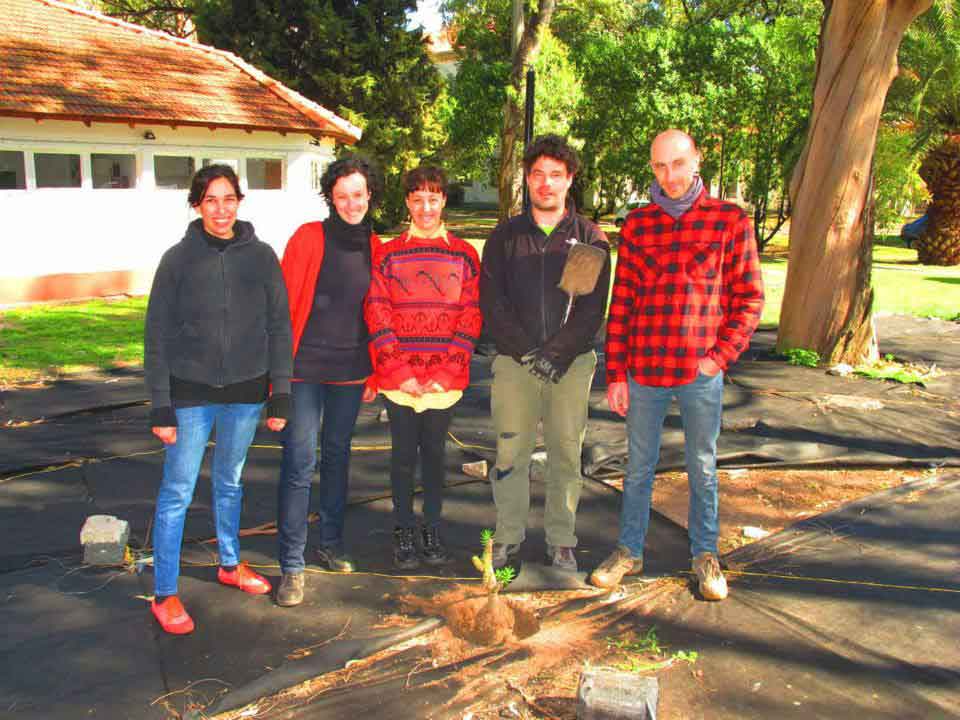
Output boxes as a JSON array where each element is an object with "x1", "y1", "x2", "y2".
[{"x1": 650, "y1": 176, "x2": 703, "y2": 219}]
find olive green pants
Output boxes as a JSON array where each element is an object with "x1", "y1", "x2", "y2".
[{"x1": 490, "y1": 351, "x2": 597, "y2": 548}]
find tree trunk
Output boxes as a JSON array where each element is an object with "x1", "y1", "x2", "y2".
[
  {"x1": 776, "y1": 0, "x2": 930, "y2": 365},
  {"x1": 916, "y1": 137, "x2": 960, "y2": 265},
  {"x1": 496, "y1": 0, "x2": 556, "y2": 221}
]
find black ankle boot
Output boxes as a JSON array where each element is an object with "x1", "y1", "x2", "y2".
[
  {"x1": 420, "y1": 524, "x2": 450, "y2": 566},
  {"x1": 393, "y1": 526, "x2": 420, "y2": 570}
]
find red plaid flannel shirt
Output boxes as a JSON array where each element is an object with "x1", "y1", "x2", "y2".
[{"x1": 605, "y1": 191, "x2": 764, "y2": 387}]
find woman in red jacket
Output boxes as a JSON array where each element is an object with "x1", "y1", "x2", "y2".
[
  {"x1": 275, "y1": 157, "x2": 379, "y2": 607},
  {"x1": 365, "y1": 166, "x2": 482, "y2": 569}
]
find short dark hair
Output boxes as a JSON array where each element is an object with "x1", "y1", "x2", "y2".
[
  {"x1": 320, "y1": 155, "x2": 380, "y2": 207},
  {"x1": 403, "y1": 165, "x2": 448, "y2": 196},
  {"x1": 188, "y1": 164, "x2": 243, "y2": 206},
  {"x1": 522, "y1": 134, "x2": 580, "y2": 177}
]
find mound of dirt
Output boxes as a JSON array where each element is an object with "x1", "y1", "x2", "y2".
[{"x1": 397, "y1": 586, "x2": 540, "y2": 646}]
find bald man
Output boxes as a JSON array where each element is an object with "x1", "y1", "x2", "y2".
[{"x1": 591, "y1": 130, "x2": 764, "y2": 599}]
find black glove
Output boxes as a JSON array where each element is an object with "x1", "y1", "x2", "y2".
[{"x1": 521, "y1": 349, "x2": 564, "y2": 384}]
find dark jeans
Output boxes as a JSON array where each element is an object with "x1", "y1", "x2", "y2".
[
  {"x1": 383, "y1": 398, "x2": 453, "y2": 529},
  {"x1": 277, "y1": 381, "x2": 364, "y2": 573}
]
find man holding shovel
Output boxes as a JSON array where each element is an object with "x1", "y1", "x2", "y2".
[
  {"x1": 592, "y1": 129, "x2": 764, "y2": 599},
  {"x1": 480, "y1": 134, "x2": 611, "y2": 572}
]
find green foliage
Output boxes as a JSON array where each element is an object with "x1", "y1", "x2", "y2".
[
  {"x1": 94, "y1": 0, "x2": 196, "y2": 37},
  {"x1": 854, "y1": 357, "x2": 941, "y2": 385},
  {"x1": 194, "y1": 0, "x2": 442, "y2": 226},
  {"x1": 494, "y1": 566, "x2": 516, "y2": 587},
  {"x1": 781, "y1": 347, "x2": 820, "y2": 367},
  {"x1": 440, "y1": 0, "x2": 580, "y2": 183},
  {"x1": 890, "y1": 3, "x2": 960, "y2": 147},
  {"x1": 480, "y1": 528, "x2": 494, "y2": 543},
  {"x1": 607, "y1": 627, "x2": 662, "y2": 655},
  {"x1": 606, "y1": 628, "x2": 699, "y2": 673},
  {"x1": 571, "y1": 11, "x2": 818, "y2": 226},
  {"x1": 873, "y1": 125, "x2": 929, "y2": 229}
]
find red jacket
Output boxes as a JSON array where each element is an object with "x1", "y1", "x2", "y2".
[
  {"x1": 605, "y1": 191, "x2": 764, "y2": 387},
  {"x1": 279, "y1": 220, "x2": 379, "y2": 369},
  {"x1": 364, "y1": 230, "x2": 482, "y2": 391}
]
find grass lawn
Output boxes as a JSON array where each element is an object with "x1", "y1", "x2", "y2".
[
  {"x1": 1, "y1": 215, "x2": 957, "y2": 383},
  {"x1": 0, "y1": 297, "x2": 147, "y2": 383}
]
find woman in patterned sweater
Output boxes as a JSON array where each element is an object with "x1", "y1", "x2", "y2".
[{"x1": 364, "y1": 166, "x2": 482, "y2": 568}]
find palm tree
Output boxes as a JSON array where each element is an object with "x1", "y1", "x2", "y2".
[{"x1": 895, "y1": 1, "x2": 960, "y2": 265}]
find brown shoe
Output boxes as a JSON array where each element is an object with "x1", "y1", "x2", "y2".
[
  {"x1": 693, "y1": 552, "x2": 728, "y2": 601},
  {"x1": 276, "y1": 572, "x2": 305, "y2": 607},
  {"x1": 589, "y1": 546, "x2": 643, "y2": 589}
]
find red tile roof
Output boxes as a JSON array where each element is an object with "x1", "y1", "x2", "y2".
[{"x1": 0, "y1": 0, "x2": 361, "y2": 143}]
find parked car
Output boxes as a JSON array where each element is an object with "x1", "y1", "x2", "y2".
[
  {"x1": 900, "y1": 212, "x2": 929, "y2": 248},
  {"x1": 614, "y1": 201, "x2": 641, "y2": 227}
]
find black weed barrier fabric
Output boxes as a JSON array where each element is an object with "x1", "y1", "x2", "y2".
[{"x1": 1, "y1": 316, "x2": 958, "y2": 718}]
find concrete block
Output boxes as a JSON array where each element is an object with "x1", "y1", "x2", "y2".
[
  {"x1": 80, "y1": 514, "x2": 129, "y2": 565},
  {"x1": 462, "y1": 460, "x2": 488, "y2": 479},
  {"x1": 577, "y1": 667, "x2": 659, "y2": 720}
]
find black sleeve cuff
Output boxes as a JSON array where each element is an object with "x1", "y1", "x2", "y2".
[
  {"x1": 267, "y1": 393, "x2": 291, "y2": 421},
  {"x1": 150, "y1": 405, "x2": 178, "y2": 428}
]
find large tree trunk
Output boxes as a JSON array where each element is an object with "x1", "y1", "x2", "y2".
[
  {"x1": 916, "y1": 137, "x2": 960, "y2": 265},
  {"x1": 496, "y1": 0, "x2": 556, "y2": 221},
  {"x1": 776, "y1": 0, "x2": 931, "y2": 365}
]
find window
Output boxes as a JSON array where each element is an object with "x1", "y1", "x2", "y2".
[
  {"x1": 0, "y1": 151, "x2": 26, "y2": 189},
  {"x1": 247, "y1": 158, "x2": 283, "y2": 189},
  {"x1": 154, "y1": 156, "x2": 195, "y2": 189},
  {"x1": 92, "y1": 153, "x2": 136, "y2": 189},
  {"x1": 35, "y1": 153, "x2": 81, "y2": 188}
]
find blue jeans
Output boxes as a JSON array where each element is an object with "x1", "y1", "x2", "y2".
[
  {"x1": 152, "y1": 402, "x2": 263, "y2": 596},
  {"x1": 619, "y1": 372, "x2": 724, "y2": 559},
  {"x1": 277, "y1": 382, "x2": 364, "y2": 573}
]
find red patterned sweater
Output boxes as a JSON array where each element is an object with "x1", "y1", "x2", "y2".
[
  {"x1": 364, "y1": 230, "x2": 482, "y2": 391},
  {"x1": 605, "y1": 191, "x2": 764, "y2": 387}
]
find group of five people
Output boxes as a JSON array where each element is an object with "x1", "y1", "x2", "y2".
[{"x1": 144, "y1": 130, "x2": 763, "y2": 635}]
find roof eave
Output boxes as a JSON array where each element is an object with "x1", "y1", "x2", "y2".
[{"x1": 0, "y1": 110, "x2": 360, "y2": 145}]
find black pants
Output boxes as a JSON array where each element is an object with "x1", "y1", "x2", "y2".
[{"x1": 383, "y1": 398, "x2": 453, "y2": 528}]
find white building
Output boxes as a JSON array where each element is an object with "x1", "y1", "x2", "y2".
[{"x1": 0, "y1": 0, "x2": 360, "y2": 304}]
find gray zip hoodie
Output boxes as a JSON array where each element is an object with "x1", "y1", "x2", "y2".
[{"x1": 144, "y1": 218, "x2": 292, "y2": 415}]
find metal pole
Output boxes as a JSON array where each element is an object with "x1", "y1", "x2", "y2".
[{"x1": 522, "y1": 66, "x2": 535, "y2": 212}]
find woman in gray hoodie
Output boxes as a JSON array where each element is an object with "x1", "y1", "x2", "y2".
[{"x1": 144, "y1": 164, "x2": 292, "y2": 634}]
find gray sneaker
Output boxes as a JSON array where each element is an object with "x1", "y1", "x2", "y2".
[
  {"x1": 589, "y1": 545, "x2": 643, "y2": 589},
  {"x1": 276, "y1": 572, "x2": 305, "y2": 607},
  {"x1": 547, "y1": 545, "x2": 578, "y2": 572},
  {"x1": 693, "y1": 552, "x2": 728, "y2": 601},
  {"x1": 491, "y1": 542, "x2": 521, "y2": 569}
]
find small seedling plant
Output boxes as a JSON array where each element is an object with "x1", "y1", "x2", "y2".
[
  {"x1": 854, "y1": 353, "x2": 940, "y2": 385},
  {"x1": 606, "y1": 627, "x2": 699, "y2": 672},
  {"x1": 472, "y1": 529, "x2": 516, "y2": 593}
]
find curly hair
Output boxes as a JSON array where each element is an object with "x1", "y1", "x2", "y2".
[
  {"x1": 403, "y1": 165, "x2": 448, "y2": 196},
  {"x1": 522, "y1": 134, "x2": 580, "y2": 177},
  {"x1": 187, "y1": 164, "x2": 243, "y2": 207},
  {"x1": 320, "y1": 155, "x2": 380, "y2": 207}
]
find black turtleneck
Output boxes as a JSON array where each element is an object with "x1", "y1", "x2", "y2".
[{"x1": 294, "y1": 213, "x2": 373, "y2": 383}]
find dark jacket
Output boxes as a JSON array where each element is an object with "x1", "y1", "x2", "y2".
[
  {"x1": 480, "y1": 207, "x2": 611, "y2": 368},
  {"x1": 144, "y1": 218, "x2": 293, "y2": 414}
]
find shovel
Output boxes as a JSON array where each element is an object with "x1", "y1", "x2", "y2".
[{"x1": 558, "y1": 241, "x2": 607, "y2": 324}]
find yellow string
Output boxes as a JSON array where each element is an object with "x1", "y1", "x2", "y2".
[{"x1": 680, "y1": 569, "x2": 960, "y2": 595}]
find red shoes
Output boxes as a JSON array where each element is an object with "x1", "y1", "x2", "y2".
[
  {"x1": 151, "y1": 596, "x2": 195, "y2": 635},
  {"x1": 217, "y1": 561, "x2": 272, "y2": 595},
  {"x1": 152, "y1": 563, "x2": 270, "y2": 634}
]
